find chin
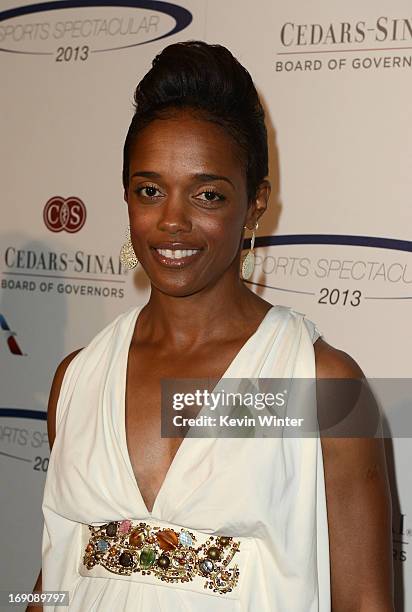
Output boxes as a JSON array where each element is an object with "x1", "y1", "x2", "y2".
[{"x1": 150, "y1": 276, "x2": 205, "y2": 298}]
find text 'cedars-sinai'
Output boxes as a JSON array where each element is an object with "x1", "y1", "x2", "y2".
[{"x1": 280, "y1": 17, "x2": 412, "y2": 46}]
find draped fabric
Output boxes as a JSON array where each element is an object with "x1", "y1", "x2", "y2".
[{"x1": 42, "y1": 303, "x2": 330, "y2": 611}]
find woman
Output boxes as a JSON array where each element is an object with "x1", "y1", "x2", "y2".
[{"x1": 29, "y1": 41, "x2": 393, "y2": 611}]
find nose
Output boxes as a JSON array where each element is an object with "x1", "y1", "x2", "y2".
[{"x1": 156, "y1": 194, "x2": 192, "y2": 235}]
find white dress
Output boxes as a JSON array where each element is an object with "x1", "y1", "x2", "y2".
[{"x1": 42, "y1": 303, "x2": 331, "y2": 611}]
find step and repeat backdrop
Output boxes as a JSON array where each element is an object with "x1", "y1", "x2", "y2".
[{"x1": 1, "y1": 0, "x2": 411, "y2": 609}]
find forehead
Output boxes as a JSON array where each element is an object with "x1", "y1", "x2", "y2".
[{"x1": 129, "y1": 111, "x2": 246, "y2": 183}]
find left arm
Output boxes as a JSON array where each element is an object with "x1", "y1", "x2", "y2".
[{"x1": 314, "y1": 338, "x2": 394, "y2": 612}]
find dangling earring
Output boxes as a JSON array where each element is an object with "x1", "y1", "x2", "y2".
[
  {"x1": 120, "y1": 226, "x2": 138, "y2": 269},
  {"x1": 241, "y1": 222, "x2": 258, "y2": 280}
]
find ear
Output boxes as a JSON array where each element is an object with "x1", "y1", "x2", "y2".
[
  {"x1": 244, "y1": 180, "x2": 271, "y2": 229},
  {"x1": 123, "y1": 189, "x2": 128, "y2": 204}
]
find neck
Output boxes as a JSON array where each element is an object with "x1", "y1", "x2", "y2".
[{"x1": 135, "y1": 276, "x2": 269, "y2": 350}]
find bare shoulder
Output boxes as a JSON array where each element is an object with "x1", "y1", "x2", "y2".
[
  {"x1": 47, "y1": 349, "x2": 83, "y2": 451},
  {"x1": 313, "y1": 336, "x2": 364, "y2": 379},
  {"x1": 313, "y1": 337, "x2": 368, "y2": 449}
]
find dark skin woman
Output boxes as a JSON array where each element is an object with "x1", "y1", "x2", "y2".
[{"x1": 29, "y1": 42, "x2": 394, "y2": 612}]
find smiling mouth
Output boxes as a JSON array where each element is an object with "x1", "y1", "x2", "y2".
[{"x1": 150, "y1": 247, "x2": 203, "y2": 268}]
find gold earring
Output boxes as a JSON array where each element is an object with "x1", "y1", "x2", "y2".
[
  {"x1": 241, "y1": 222, "x2": 258, "y2": 280},
  {"x1": 120, "y1": 226, "x2": 138, "y2": 269}
]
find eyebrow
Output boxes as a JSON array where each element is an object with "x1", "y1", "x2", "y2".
[{"x1": 130, "y1": 171, "x2": 235, "y2": 189}]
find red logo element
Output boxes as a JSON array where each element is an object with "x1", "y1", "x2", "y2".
[{"x1": 43, "y1": 196, "x2": 86, "y2": 233}]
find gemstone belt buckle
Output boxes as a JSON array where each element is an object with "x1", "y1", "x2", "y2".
[{"x1": 83, "y1": 520, "x2": 241, "y2": 594}]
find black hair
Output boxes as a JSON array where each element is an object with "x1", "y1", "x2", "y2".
[{"x1": 122, "y1": 40, "x2": 268, "y2": 200}]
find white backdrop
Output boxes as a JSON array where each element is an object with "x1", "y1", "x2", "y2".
[{"x1": 1, "y1": 1, "x2": 411, "y2": 610}]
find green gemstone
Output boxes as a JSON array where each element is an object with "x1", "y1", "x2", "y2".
[{"x1": 139, "y1": 546, "x2": 156, "y2": 569}]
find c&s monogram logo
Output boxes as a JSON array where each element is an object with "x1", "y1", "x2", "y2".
[{"x1": 43, "y1": 196, "x2": 87, "y2": 233}]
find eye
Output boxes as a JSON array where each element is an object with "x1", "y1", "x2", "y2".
[
  {"x1": 195, "y1": 190, "x2": 225, "y2": 203},
  {"x1": 135, "y1": 184, "x2": 162, "y2": 199}
]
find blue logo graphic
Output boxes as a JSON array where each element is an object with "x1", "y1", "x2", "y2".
[{"x1": 244, "y1": 234, "x2": 412, "y2": 253}]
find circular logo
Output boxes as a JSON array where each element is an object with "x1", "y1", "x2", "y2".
[{"x1": 43, "y1": 196, "x2": 86, "y2": 233}]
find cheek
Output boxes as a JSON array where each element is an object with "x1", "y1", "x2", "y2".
[
  {"x1": 201, "y1": 215, "x2": 244, "y2": 256},
  {"x1": 128, "y1": 205, "x2": 153, "y2": 233}
]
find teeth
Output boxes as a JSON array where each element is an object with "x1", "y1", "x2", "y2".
[{"x1": 156, "y1": 248, "x2": 200, "y2": 260}]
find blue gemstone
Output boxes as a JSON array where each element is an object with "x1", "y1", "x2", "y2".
[
  {"x1": 179, "y1": 531, "x2": 193, "y2": 547},
  {"x1": 97, "y1": 539, "x2": 109, "y2": 552}
]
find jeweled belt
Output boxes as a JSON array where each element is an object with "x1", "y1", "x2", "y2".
[{"x1": 81, "y1": 519, "x2": 244, "y2": 596}]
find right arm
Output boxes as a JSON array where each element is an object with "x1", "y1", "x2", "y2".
[{"x1": 26, "y1": 349, "x2": 83, "y2": 612}]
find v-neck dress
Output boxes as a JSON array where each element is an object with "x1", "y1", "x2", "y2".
[{"x1": 42, "y1": 303, "x2": 331, "y2": 611}]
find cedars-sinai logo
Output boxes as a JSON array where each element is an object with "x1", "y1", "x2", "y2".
[
  {"x1": 43, "y1": 196, "x2": 86, "y2": 233},
  {"x1": 0, "y1": 1, "x2": 192, "y2": 61}
]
